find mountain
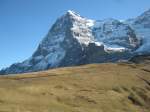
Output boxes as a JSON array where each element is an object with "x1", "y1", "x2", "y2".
[
  {"x1": 126, "y1": 9, "x2": 150, "y2": 53},
  {"x1": 1, "y1": 9, "x2": 150, "y2": 75}
]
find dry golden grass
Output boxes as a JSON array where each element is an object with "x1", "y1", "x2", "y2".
[{"x1": 0, "y1": 63, "x2": 149, "y2": 112}]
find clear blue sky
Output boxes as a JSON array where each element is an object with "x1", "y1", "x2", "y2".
[{"x1": 0, "y1": 0, "x2": 150, "y2": 69}]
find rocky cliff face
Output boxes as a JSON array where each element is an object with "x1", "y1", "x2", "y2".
[
  {"x1": 126, "y1": 9, "x2": 150, "y2": 53},
  {"x1": 1, "y1": 9, "x2": 148, "y2": 75}
]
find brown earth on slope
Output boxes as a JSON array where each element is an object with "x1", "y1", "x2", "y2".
[{"x1": 0, "y1": 63, "x2": 149, "y2": 112}]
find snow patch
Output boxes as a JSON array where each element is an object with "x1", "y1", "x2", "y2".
[{"x1": 104, "y1": 46, "x2": 126, "y2": 53}]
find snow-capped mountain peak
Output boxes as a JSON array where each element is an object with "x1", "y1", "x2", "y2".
[
  {"x1": 67, "y1": 10, "x2": 81, "y2": 17},
  {"x1": 64, "y1": 10, "x2": 84, "y2": 21},
  {"x1": 126, "y1": 9, "x2": 150, "y2": 54},
  {"x1": 65, "y1": 10, "x2": 95, "y2": 27},
  {"x1": 0, "y1": 9, "x2": 148, "y2": 75},
  {"x1": 134, "y1": 9, "x2": 150, "y2": 26}
]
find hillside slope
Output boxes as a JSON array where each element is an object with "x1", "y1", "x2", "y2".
[
  {"x1": 0, "y1": 63, "x2": 149, "y2": 112},
  {"x1": 130, "y1": 54, "x2": 150, "y2": 64}
]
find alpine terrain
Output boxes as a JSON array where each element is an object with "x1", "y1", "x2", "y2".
[
  {"x1": 0, "y1": 9, "x2": 150, "y2": 112},
  {"x1": 0, "y1": 62, "x2": 150, "y2": 112},
  {"x1": 1, "y1": 9, "x2": 150, "y2": 74}
]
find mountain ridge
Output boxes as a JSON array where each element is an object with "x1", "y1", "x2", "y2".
[{"x1": 1, "y1": 9, "x2": 150, "y2": 75}]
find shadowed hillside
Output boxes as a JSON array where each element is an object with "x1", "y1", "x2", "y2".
[
  {"x1": 130, "y1": 54, "x2": 150, "y2": 64},
  {"x1": 0, "y1": 63, "x2": 149, "y2": 112}
]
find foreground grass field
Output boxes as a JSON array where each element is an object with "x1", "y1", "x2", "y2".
[{"x1": 0, "y1": 63, "x2": 150, "y2": 112}]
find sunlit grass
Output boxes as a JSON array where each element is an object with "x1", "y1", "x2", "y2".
[{"x1": 0, "y1": 63, "x2": 149, "y2": 112}]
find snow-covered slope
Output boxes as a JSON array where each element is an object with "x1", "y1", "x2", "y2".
[
  {"x1": 0, "y1": 10, "x2": 145, "y2": 75},
  {"x1": 92, "y1": 19, "x2": 140, "y2": 52},
  {"x1": 126, "y1": 9, "x2": 150, "y2": 54}
]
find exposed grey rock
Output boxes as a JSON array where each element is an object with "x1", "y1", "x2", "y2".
[{"x1": 0, "y1": 10, "x2": 144, "y2": 75}]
